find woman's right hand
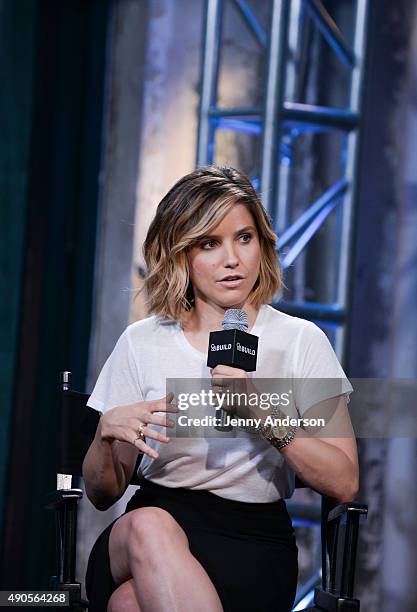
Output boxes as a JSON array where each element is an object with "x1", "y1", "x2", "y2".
[{"x1": 100, "y1": 392, "x2": 178, "y2": 459}]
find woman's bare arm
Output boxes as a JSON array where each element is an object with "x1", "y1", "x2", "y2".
[
  {"x1": 82, "y1": 418, "x2": 139, "y2": 510},
  {"x1": 280, "y1": 396, "x2": 359, "y2": 503},
  {"x1": 211, "y1": 365, "x2": 358, "y2": 504},
  {"x1": 82, "y1": 394, "x2": 178, "y2": 510}
]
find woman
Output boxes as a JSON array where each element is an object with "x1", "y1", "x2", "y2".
[{"x1": 83, "y1": 165, "x2": 358, "y2": 612}]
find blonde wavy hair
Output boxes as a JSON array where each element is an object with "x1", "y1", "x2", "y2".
[{"x1": 142, "y1": 165, "x2": 281, "y2": 324}]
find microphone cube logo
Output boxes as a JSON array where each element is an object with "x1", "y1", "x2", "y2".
[{"x1": 207, "y1": 329, "x2": 258, "y2": 371}]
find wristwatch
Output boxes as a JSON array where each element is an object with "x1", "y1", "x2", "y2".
[
  {"x1": 260, "y1": 423, "x2": 297, "y2": 450},
  {"x1": 259, "y1": 407, "x2": 298, "y2": 450}
]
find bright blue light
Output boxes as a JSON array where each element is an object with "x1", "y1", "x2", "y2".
[{"x1": 293, "y1": 589, "x2": 315, "y2": 611}]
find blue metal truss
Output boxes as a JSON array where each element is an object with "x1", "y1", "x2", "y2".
[
  {"x1": 196, "y1": 1, "x2": 370, "y2": 608},
  {"x1": 196, "y1": 0, "x2": 369, "y2": 360}
]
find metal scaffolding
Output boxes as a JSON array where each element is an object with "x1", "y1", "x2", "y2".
[
  {"x1": 196, "y1": 1, "x2": 370, "y2": 608},
  {"x1": 196, "y1": 0, "x2": 369, "y2": 363}
]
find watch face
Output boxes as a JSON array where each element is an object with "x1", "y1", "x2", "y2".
[
  {"x1": 263, "y1": 423, "x2": 287, "y2": 441},
  {"x1": 271, "y1": 424, "x2": 288, "y2": 439}
]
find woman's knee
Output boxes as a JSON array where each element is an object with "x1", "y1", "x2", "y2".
[
  {"x1": 109, "y1": 506, "x2": 190, "y2": 582},
  {"x1": 107, "y1": 579, "x2": 140, "y2": 612},
  {"x1": 126, "y1": 507, "x2": 189, "y2": 557}
]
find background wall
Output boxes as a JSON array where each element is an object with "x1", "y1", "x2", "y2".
[{"x1": 349, "y1": 2, "x2": 417, "y2": 609}]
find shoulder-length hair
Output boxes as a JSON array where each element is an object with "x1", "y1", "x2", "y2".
[{"x1": 142, "y1": 165, "x2": 281, "y2": 323}]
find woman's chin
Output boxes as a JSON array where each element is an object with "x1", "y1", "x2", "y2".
[
  {"x1": 195, "y1": 290, "x2": 250, "y2": 311},
  {"x1": 217, "y1": 294, "x2": 248, "y2": 309}
]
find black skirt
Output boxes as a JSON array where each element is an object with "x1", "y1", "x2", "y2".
[{"x1": 86, "y1": 478, "x2": 298, "y2": 612}]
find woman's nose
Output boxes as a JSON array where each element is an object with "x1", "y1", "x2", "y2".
[{"x1": 223, "y1": 243, "x2": 239, "y2": 267}]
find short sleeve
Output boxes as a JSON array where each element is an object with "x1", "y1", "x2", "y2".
[
  {"x1": 87, "y1": 329, "x2": 144, "y2": 414},
  {"x1": 293, "y1": 323, "x2": 353, "y2": 417}
]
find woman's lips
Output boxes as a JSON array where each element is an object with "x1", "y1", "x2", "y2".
[{"x1": 218, "y1": 278, "x2": 244, "y2": 288}]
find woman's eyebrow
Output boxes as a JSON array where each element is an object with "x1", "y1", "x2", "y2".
[{"x1": 199, "y1": 225, "x2": 256, "y2": 240}]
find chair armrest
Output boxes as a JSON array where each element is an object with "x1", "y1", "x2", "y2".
[
  {"x1": 45, "y1": 489, "x2": 83, "y2": 511},
  {"x1": 323, "y1": 500, "x2": 368, "y2": 600},
  {"x1": 313, "y1": 588, "x2": 361, "y2": 612},
  {"x1": 327, "y1": 502, "x2": 368, "y2": 524},
  {"x1": 307, "y1": 500, "x2": 368, "y2": 611},
  {"x1": 45, "y1": 488, "x2": 83, "y2": 585}
]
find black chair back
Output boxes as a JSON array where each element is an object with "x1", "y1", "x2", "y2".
[
  {"x1": 58, "y1": 390, "x2": 99, "y2": 477},
  {"x1": 57, "y1": 378, "x2": 142, "y2": 485}
]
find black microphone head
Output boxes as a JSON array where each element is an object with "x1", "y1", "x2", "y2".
[{"x1": 222, "y1": 308, "x2": 248, "y2": 332}]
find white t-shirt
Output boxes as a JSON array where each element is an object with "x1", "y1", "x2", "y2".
[{"x1": 87, "y1": 304, "x2": 353, "y2": 502}]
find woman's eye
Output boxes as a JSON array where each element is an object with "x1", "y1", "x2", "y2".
[
  {"x1": 200, "y1": 234, "x2": 252, "y2": 249},
  {"x1": 201, "y1": 239, "x2": 216, "y2": 249},
  {"x1": 240, "y1": 233, "x2": 252, "y2": 243}
]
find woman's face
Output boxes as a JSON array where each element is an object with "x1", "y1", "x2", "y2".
[{"x1": 187, "y1": 203, "x2": 261, "y2": 311}]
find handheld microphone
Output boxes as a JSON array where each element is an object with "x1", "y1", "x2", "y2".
[{"x1": 207, "y1": 308, "x2": 259, "y2": 431}]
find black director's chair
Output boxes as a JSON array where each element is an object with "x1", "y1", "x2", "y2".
[
  {"x1": 46, "y1": 371, "x2": 367, "y2": 612},
  {"x1": 45, "y1": 372, "x2": 143, "y2": 611}
]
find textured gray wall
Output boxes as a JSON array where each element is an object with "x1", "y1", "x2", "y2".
[
  {"x1": 131, "y1": 0, "x2": 203, "y2": 321},
  {"x1": 380, "y1": 1, "x2": 417, "y2": 608},
  {"x1": 349, "y1": 2, "x2": 417, "y2": 610}
]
